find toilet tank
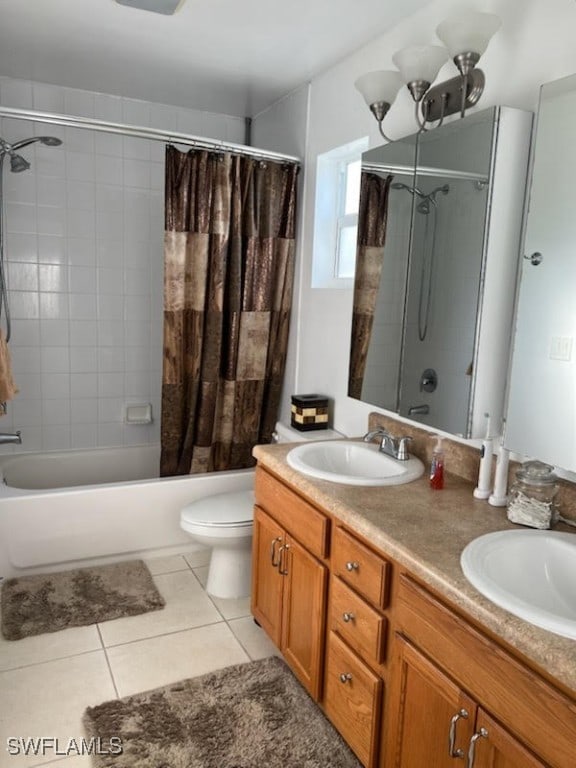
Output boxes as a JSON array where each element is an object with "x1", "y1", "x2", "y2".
[{"x1": 273, "y1": 421, "x2": 345, "y2": 444}]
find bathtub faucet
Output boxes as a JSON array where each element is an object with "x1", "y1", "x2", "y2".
[{"x1": 0, "y1": 430, "x2": 22, "y2": 445}]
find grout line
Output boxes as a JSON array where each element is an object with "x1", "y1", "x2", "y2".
[
  {"x1": 97, "y1": 623, "x2": 119, "y2": 699},
  {"x1": 0, "y1": 644, "x2": 105, "y2": 674},
  {"x1": 99, "y1": 619, "x2": 228, "y2": 651}
]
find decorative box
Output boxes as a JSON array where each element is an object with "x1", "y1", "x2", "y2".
[{"x1": 290, "y1": 394, "x2": 329, "y2": 431}]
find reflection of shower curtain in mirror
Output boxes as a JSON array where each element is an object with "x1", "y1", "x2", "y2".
[
  {"x1": 348, "y1": 172, "x2": 393, "y2": 400},
  {"x1": 161, "y1": 146, "x2": 299, "y2": 476}
]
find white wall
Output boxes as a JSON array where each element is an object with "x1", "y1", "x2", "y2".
[
  {"x1": 253, "y1": 0, "x2": 576, "y2": 441},
  {"x1": 0, "y1": 77, "x2": 245, "y2": 454}
]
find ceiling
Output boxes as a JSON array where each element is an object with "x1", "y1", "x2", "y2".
[{"x1": 0, "y1": 0, "x2": 434, "y2": 118}]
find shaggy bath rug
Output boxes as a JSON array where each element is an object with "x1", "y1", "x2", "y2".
[
  {"x1": 1, "y1": 560, "x2": 165, "y2": 640},
  {"x1": 83, "y1": 656, "x2": 362, "y2": 768}
]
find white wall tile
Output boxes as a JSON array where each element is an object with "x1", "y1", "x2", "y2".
[
  {"x1": 6, "y1": 233, "x2": 38, "y2": 263},
  {"x1": 70, "y1": 398, "x2": 98, "y2": 423},
  {"x1": 0, "y1": 78, "x2": 33, "y2": 109},
  {"x1": 2, "y1": 75, "x2": 241, "y2": 454},
  {"x1": 94, "y1": 93, "x2": 123, "y2": 122},
  {"x1": 64, "y1": 88, "x2": 95, "y2": 118},
  {"x1": 38, "y1": 235, "x2": 66, "y2": 264},
  {"x1": 70, "y1": 373, "x2": 98, "y2": 399},
  {"x1": 40, "y1": 319, "x2": 69, "y2": 346},
  {"x1": 33, "y1": 83, "x2": 65, "y2": 113},
  {"x1": 41, "y1": 373, "x2": 70, "y2": 400},
  {"x1": 41, "y1": 347, "x2": 70, "y2": 374}
]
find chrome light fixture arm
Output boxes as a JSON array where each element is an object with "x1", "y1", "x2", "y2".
[{"x1": 370, "y1": 102, "x2": 395, "y2": 143}]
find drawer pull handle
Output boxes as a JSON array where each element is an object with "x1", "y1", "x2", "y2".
[
  {"x1": 466, "y1": 728, "x2": 488, "y2": 768},
  {"x1": 448, "y1": 709, "x2": 469, "y2": 759},
  {"x1": 342, "y1": 612, "x2": 355, "y2": 623},
  {"x1": 345, "y1": 561, "x2": 359, "y2": 572},
  {"x1": 270, "y1": 536, "x2": 282, "y2": 567},
  {"x1": 339, "y1": 673, "x2": 353, "y2": 683},
  {"x1": 278, "y1": 543, "x2": 290, "y2": 576}
]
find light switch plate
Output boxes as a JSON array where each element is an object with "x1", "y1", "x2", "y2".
[{"x1": 549, "y1": 336, "x2": 573, "y2": 361}]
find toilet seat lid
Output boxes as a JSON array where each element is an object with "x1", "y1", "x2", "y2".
[{"x1": 181, "y1": 489, "x2": 255, "y2": 527}]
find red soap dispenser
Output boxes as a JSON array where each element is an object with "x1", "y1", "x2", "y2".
[{"x1": 429, "y1": 435, "x2": 445, "y2": 490}]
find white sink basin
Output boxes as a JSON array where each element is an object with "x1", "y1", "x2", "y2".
[
  {"x1": 286, "y1": 440, "x2": 424, "y2": 486},
  {"x1": 461, "y1": 530, "x2": 576, "y2": 639}
]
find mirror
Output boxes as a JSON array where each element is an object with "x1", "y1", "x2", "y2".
[
  {"x1": 505, "y1": 74, "x2": 576, "y2": 471},
  {"x1": 349, "y1": 106, "x2": 532, "y2": 438}
]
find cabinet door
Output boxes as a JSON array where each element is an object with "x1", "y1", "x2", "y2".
[
  {"x1": 251, "y1": 505, "x2": 284, "y2": 646},
  {"x1": 468, "y1": 710, "x2": 547, "y2": 768},
  {"x1": 387, "y1": 636, "x2": 475, "y2": 768},
  {"x1": 281, "y1": 533, "x2": 327, "y2": 699}
]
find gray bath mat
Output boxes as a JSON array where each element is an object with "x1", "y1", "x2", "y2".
[
  {"x1": 83, "y1": 656, "x2": 362, "y2": 768},
  {"x1": 1, "y1": 560, "x2": 165, "y2": 640}
]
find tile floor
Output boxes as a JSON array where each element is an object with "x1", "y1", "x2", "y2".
[{"x1": 0, "y1": 550, "x2": 278, "y2": 768}]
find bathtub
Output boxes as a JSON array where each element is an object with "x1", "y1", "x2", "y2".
[{"x1": 0, "y1": 444, "x2": 255, "y2": 578}]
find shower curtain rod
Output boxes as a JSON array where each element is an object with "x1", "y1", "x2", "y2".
[
  {"x1": 362, "y1": 161, "x2": 488, "y2": 183},
  {"x1": 0, "y1": 106, "x2": 301, "y2": 165}
]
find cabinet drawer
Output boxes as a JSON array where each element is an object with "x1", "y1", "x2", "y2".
[
  {"x1": 255, "y1": 468, "x2": 329, "y2": 559},
  {"x1": 324, "y1": 631, "x2": 382, "y2": 768},
  {"x1": 330, "y1": 576, "x2": 387, "y2": 666},
  {"x1": 332, "y1": 526, "x2": 390, "y2": 609},
  {"x1": 398, "y1": 575, "x2": 576, "y2": 768}
]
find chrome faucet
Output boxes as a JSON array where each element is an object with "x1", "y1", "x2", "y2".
[
  {"x1": 363, "y1": 428, "x2": 413, "y2": 461},
  {"x1": 0, "y1": 430, "x2": 22, "y2": 445}
]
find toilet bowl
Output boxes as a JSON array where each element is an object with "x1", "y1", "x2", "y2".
[{"x1": 179, "y1": 421, "x2": 345, "y2": 599}]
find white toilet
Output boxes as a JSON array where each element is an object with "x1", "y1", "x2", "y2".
[{"x1": 179, "y1": 421, "x2": 343, "y2": 599}]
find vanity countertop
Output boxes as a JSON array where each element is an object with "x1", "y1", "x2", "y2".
[{"x1": 253, "y1": 441, "x2": 576, "y2": 695}]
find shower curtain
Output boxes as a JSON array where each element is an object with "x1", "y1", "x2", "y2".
[
  {"x1": 348, "y1": 172, "x2": 393, "y2": 400},
  {"x1": 160, "y1": 146, "x2": 299, "y2": 476}
]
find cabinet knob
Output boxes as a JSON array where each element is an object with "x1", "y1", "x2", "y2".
[
  {"x1": 345, "y1": 561, "x2": 359, "y2": 572},
  {"x1": 466, "y1": 727, "x2": 488, "y2": 768},
  {"x1": 339, "y1": 672, "x2": 353, "y2": 683},
  {"x1": 342, "y1": 612, "x2": 355, "y2": 623}
]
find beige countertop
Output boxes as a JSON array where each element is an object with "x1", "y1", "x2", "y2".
[{"x1": 253, "y1": 441, "x2": 576, "y2": 696}]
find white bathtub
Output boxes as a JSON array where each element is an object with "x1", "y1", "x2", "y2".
[{"x1": 0, "y1": 445, "x2": 255, "y2": 578}]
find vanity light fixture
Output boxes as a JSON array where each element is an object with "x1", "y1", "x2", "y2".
[{"x1": 355, "y1": 11, "x2": 501, "y2": 141}]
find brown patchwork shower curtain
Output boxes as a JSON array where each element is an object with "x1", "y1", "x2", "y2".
[
  {"x1": 348, "y1": 172, "x2": 393, "y2": 400},
  {"x1": 160, "y1": 146, "x2": 299, "y2": 476}
]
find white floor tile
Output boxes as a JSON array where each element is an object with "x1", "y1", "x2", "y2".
[
  {"x1": 97, "y1": 570, "x2": 221, "y2": 647},
  {"x1": 193, "y1": 564, "x2": 209, "y2": 587},
  {"x1": 210, "y1": 593, "x2": 252, "y2": 621},
  {"x1": 106, "y1": 622, "x2": 250, "y2": 698},
  {"x1": 0, "y1": 625, "x2": 102, "y2": 673},
  {"x1": 144, "y1": 554, "x2": 190, "y2": 576},
  {"x1": 183, "y1": 549, "x2": 211, "y2": 569},
  {"x1": 228, "y1": 616, "x2": 281, "y2": 661},
  {"x1": 0, "y1": 651, "x2": 116, "y2": 768}
]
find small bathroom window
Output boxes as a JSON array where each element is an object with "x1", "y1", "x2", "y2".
[{"x1": 312, "y1": 137, "x2": 368, "y2": 289}]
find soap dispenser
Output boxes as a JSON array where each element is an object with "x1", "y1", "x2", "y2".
[{"x1": 429, "y1": 435, "x2": 445, "y2": 490}]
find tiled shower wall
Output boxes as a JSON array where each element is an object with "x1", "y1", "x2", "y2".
[{"x1": 0, "y1": 76, "x2": 246, "y2": 454}]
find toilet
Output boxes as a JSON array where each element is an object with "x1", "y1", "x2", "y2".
[{"x1": 179, "y1": 421, "x2": 344, "y2": 599}]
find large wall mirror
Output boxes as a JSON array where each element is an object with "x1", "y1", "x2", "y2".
[
  {"x1": 505, "y1": 74, "x2": 576, "y2": 472},
  {"x1": 349, "y1": 106, "x2": 532, "y2": 438}
]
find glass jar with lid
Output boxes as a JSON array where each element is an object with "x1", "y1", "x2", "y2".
[{"x1": 507, "y1": 460, "x2": 559, "y2": 529}]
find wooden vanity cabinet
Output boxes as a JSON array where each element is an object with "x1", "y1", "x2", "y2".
[
  {"x1": 386, "y1": 574, "x2": 576, "y2": 768},
  {"x1": 251, "y1": 469, "x2": 329, "y2": 700},
  {"x1": 324, "y1": 525, "x2": 392, "y2": 768}
]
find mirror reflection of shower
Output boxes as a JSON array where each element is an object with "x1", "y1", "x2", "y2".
[
  {"x1": 391, "y1": 181, "x2": 449, "y2": 340},
  {"x1": 0, "y1": 135, "x2": 63, "y2": 340}
]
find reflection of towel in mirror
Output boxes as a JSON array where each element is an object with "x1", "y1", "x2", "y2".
[{"x1": 0, "y1": 330, "x2": 18, "y2": 408}]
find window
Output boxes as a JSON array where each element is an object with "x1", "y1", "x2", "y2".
[{"x1": 312, "y1": 137, "x2": 368, "y2": 289}]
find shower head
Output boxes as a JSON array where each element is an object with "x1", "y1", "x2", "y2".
[
  {"x1": 391, "y1": 181, "x2": 427, "y2": 198},
  {"x1": 10, "y1": 135, "x2": 63, "y2": 152},
  {"x1": 0, "y1": 134, "x2": 62, "y2": 173},
  {"x1": 9, "y1": 153, "x2": 31, "y2": 173}
]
